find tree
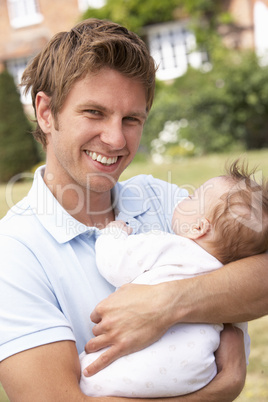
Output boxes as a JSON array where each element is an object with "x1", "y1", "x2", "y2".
[
  {"x1": 178, "y1": 50, "x2": 268, "y2": 152},
  {"x1": 144, "y1": 50, "x2": 268, "y2": 155},
  {"x1": 83, "y1": 0, "x2": 231, "y2": 49},
  {"x1": 0, "y1": 70, "x2": 40, "y2": 182},
  {"x1": 83, "y1": 0, "x2": 181, "y2": 34}
]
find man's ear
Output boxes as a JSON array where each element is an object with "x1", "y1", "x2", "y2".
[
  {"x1": 187, "y1": 218, "x2": 211, "y2": 240},
  {"x1": 35, "y1": 92, "x2": 53, "y2": 134}
]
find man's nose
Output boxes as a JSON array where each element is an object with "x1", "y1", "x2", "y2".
[{"x1": 100, "y1": 119, "x2": 127, "y2": 150}]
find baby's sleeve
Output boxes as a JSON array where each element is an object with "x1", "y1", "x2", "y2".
[{"x1": 95, "y1": 229, "x2": 161, "y2": 287}]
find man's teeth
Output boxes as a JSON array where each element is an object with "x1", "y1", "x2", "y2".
[{"x1": 86, "y1": 151, "x2": 118, "y2": 166}]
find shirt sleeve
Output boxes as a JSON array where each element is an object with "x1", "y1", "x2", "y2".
[{"x1": 0, "y1": 235, "x2": 75, "y2": 362}]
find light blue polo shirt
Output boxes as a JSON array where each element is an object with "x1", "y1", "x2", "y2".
[{"x1": 0, "y1": 166, "x2": 187, "y2": 361}]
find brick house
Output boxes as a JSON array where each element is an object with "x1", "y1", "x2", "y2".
[
  {"x1": 0, "y1": 0, "x2": 101, "y2": 104},
  {"x1": 145, "y1": 0, "x2": 268, "y2": 80},
  {"x1": 0, "y1": 0, "x2": 268, "y2": 104}
]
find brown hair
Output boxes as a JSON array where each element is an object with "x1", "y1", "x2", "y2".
[
  {"x1": 209, "y1": 159, "x2": 268, "y2": 264},
  {"x1": 21, "y1": 18, "x2": 156, "y2": 148}
]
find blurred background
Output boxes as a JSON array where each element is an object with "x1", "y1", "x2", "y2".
[{"x1": 0, "y1": 1, "x2": 268, "y2": 400}]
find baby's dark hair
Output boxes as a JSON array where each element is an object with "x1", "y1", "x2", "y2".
[{"x1": 209, "y1": 159, "x2": 268, "y2": 264}]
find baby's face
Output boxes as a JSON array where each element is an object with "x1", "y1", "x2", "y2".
[{"x1": 172, "y1": 176, "x2": 230, "y2": 237}]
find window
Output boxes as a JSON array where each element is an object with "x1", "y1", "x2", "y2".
[
  {"x1": 254, "y1": 1, "x2": 268, "y2": 65},
  {"x1": 78, "y1": 0, "x2": 106, "y2": 12},
  {"x1": 7, "y1": 0, "x2": 43, "y2": 29},
  {"x1": 147, "y1": 22, "x2": 208, "y2": 81},
  {"x1": 6, "y1": 57, "x2": 32, "y2": 104}
]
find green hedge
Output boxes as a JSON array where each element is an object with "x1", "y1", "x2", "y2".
[
  {"x1": 142, "y1": 50, "x2": 268, "y2": 155},
  {"x1": 0, "y1": 70, "x2": 40, "y2": 182}
]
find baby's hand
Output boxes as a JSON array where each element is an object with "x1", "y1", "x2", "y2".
[{"x1": 106, "y1": 220, "x2": 133, "y2": 235}]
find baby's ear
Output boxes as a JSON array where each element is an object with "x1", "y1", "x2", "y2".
[{"x1": 187, "y1": 218, "x2": 211, "y2": 240}]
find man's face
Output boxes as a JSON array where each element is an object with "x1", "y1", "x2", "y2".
[{"x1": 44, "y1": 68, "x2": 147, "y2": 194}]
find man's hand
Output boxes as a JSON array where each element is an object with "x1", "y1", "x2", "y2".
[
  {"x1": 209, "y1": 324, "x2": 246, "y2": 401},
  {"x1": 84, "y1": 294, "x2": 247, "y2": 402},
  {"x1": 83, "y1": 282, "x2": 171, "y2": 376}
]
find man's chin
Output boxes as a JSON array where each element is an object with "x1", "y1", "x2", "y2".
[{"x1": 84, "y1": 174, "x2": 119, "y2": 193}]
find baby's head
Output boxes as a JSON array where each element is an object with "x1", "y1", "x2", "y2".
[{"x1": 172, "y1": 160, "x2": 268, "y2": 264}]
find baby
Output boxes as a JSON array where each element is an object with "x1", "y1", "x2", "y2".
[{"x1": 80, "y1": 160, "x2": 268, "y2": 397}]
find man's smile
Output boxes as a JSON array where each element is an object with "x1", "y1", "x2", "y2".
[{"x1": 85, "y1": 151, "x2": 119, "y2": 166}]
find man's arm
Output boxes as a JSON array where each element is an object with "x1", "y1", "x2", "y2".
[
  {"x1": 171, "y1": 253, "x2": 268, "y2": 324},
  {"x1": 0, "y1": 327, "x2": 246, "y2": 402},
  {"x1": 0, "y1": 341, "x2": 88, "y2": 402},
  {"x1": 85, "y1": 253, "x2": 267, "y2": 375},
  {"x1": 0, "y1": 341, "x2": 150, "y2": 402}
]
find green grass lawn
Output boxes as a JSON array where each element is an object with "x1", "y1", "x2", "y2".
[{"x1": 0, "y1": 149, "x2": 268, "y2": 401}]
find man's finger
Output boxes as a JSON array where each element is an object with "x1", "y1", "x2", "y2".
[
  {"x1": 92, "y1": 323, "x2": 105, "y2": 337},
  {"x1": 84, "y1": 334, "x2": 109, "y2": 353},
  {"x1": 83, "y1": 346, "x2": 119, "y2": 377},
  {"x1": 90, "y1": 308, "x2": 102, "y2": 324}
]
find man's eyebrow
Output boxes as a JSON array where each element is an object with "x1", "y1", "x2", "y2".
[
  {"x1": 77, "y1": 102, "x2": 107, "y2": 111},
  {"x1": 129, "y1": 111, "x2": 148, "y2": 120}
]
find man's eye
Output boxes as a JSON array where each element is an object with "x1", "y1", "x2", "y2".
[
  {"x1": 85, "y1": 110, "x2": 101, "y2": 116},
  {"x1": 124, "y1": 116, "x2": 141, "y2": 124}
]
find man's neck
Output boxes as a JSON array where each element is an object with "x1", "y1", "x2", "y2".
[{"x1": 43, "y1": 171, "x2": 115, "y2": 228}]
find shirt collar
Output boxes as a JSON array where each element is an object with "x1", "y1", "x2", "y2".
[
  {"x1": 111, "y1": 180, "x2": 150, "y2": 234},
  {"x1": 27, "y1": 166, "x2": 150, "y2": 243}
]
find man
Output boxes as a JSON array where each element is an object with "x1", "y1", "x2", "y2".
[{"x1": 0, "y1": 18, "x2": 267, "y2": 401}]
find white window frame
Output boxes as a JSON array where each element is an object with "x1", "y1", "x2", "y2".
[
  {"x1": 6, "y1": 57, "x2": 32, "y2": 104},
  {"x1": 254, "y1": 1, "x2": 268, "y2": 66},
  {"x1": 78, "y1": 0, "x2": 106, "y2": 12},
  {"x1": 7, "y1": 0, "x2": 43, "y2": 29},
  {"x1": 146, "y1": 21, "x2": 208, "y2": 81}
]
